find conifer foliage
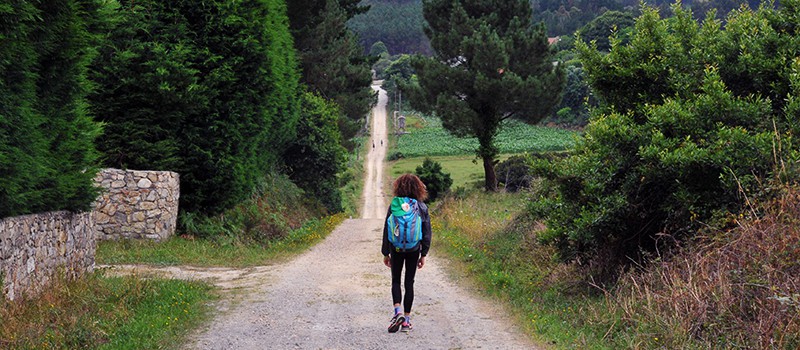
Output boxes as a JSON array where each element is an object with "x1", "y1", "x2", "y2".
[
  {"x1": 408, "y1": 0, "x2": 565, "y2": 191},
  {"x1": 90, "y1": 0, "x2": 301, "y2": 216},
  {"x1": 287, "y1": 0, "x2": 375, "y2": 146},
  {"x1": 0, "y1": 0, "x2": 103, "y2": 218}
]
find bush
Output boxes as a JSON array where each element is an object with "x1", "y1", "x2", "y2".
[
  {"x1": 415, "y1": 158, "x2": 452, "y2": 202},
  {"x1": 388, "y1": 152, "x2": 405, "y2": 161},
  {"x1": 283, "y1": 92, "x2": 347, "y2": 213},
  {"x1": 179, "y1": 173, "x2": 324, "y2": 244},
  {"x1": 606, "y1": 187, "x2": 800, "y2": 348},
  {"x1": 496, "y1": 155, "x2": 532, "y2": 192},
  {"x1": 531, "y1": 3, "x2": 800, "y2": 281}
]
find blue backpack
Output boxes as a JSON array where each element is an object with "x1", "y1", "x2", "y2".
[{"x1": 387, "y1": 197, "x2": 423, "y2": 251}]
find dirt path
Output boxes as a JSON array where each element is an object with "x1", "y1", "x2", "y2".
[{"x1": 104, "y1": 83, "x2": 538, "y2": 349}]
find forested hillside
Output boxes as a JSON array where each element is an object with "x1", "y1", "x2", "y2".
[
  {"x1": 348, "y1": 0, "x2": 431, "y2": 55},
  {"x1": 350, "y1": 0, "x2": 771, "y2": 54}
]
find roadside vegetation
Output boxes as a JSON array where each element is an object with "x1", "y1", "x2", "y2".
[
  {"x1": 400, "y1": 1, "x2": 800, "y2": 348},
  {"x1": 0, "y1": 273, "x2": 211, "y2": 349},
  {"x1": 435, "y1": 188, "x2": 800, "y2": 349}
]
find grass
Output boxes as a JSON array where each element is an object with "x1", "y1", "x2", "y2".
[
  {"x1": 434, "y1": 191, "x2": 616, "y2": 349},
  {"x1": 97, "y1": 213, "x2": 346, "y2": 267},
  {"x1": 390, "y1": 154, "x2": 516, "y2": 189},
  {"x1": 392, "y1": 114, "x2": 577, "y2": 157},
  {"x1": 435, "y1": 188, "x2": 800, "y2": 349},
  {"x1": 0, "y1": 272, "x2": 212, "y2": 350}
]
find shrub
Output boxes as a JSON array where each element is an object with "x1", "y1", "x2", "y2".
[
  {"x1": 388, "y1": 152, "x2": 405, "y2": 161},
  {"x1": 606, "y1": 187, "x2": 800, "y2": 348},
  {"x1": 496, "y1": 155, "x2": 532, "y2": 192},
  {"x1": 415, "y1": 158, "x2": 452, "y2": 202},
  {"x1": 283, "y1": 92, "x2": 347, "y2": 213},
  {"x1": 531, "y1": 3, "x2": 800, "y2": 281}
]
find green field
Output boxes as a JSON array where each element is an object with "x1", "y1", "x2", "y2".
[
  {"x1": 390, "y1": 155, "x2": 516, "y2": 189},
  {"x1": 392, "y1": 115, "x2": 577, "y2": 157},
  {"x1": 389, "y1": 114, "x2": 577, "y2": 188}
]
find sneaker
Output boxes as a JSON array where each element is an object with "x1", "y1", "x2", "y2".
[
  {"x1": 388, "y1": 313, "x2": 405, "y2": 333},
  {"x1": 401, "y1": 321, "x2": 413, "y2": 332}
]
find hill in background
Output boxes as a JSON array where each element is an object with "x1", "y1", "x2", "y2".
[{"x1": 349, "y1": 0, "x2": 770, "y2": 55}]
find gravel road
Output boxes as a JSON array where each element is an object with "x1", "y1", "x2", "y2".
[{"x1": 108, "y1": 84, "x2": 539, "y2": 350}]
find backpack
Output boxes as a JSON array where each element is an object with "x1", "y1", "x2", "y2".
[{"x1": 387, "y1": 197, "x2": 423, "y2": 251}]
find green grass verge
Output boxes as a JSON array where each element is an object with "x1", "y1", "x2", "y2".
[
  {"x1": 435, "y1": 192, "x2": 619, "y2": 349},
  {"x1": 0, "y1": 273, "x2": 212, "y2": 350},
  {"x1": 98, "y1": 213, "x2": 346, "y2": 267}
]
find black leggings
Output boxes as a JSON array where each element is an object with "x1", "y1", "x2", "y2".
[{"x1": 390, "y1": 250, "x2": 420, "y2": 313}]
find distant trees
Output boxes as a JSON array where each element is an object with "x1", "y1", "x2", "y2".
[
  {"x1": 348, "y1": 0, "x2": 432, "y2": 55},
  {"x1": 531, "y1": 1, "x2": 800, "y2": 280},
  {"x1": 409, "y1": 0, "x2": 565, "y2": 191},
  {"x1": 0, "y1": 0, "x2": 103, "y2": 218},
  {"x1": 577, "y1": 10, "x2": 635, "y2": 51},
  {"x1": 90, "y1": 0, "x2": 301, "y2": 216}
]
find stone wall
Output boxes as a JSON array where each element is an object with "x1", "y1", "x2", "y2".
[
  {"x1": 93, "y1": 169, "x2": 179, "y2": 241},
  {"x1": 0, "y1": 211, "x2": 95, "y2": 301}
]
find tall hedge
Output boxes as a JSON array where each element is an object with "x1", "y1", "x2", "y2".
[
  {"x1": 0, "y1": 0, "x2": 102, "y2": 219},
  {"x1": 90, "y1": 0, "x2": 300, "y2": 215}
]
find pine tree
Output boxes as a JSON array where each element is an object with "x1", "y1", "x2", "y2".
[{"x1": 409, "y1": 0, "x2": 565, "y2": 191}]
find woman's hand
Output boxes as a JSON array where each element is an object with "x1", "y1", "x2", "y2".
[
  {"x1": 383, "y1": 255, "x2": 391, "y2": 268},
  {"x1": 418, "y1": 256, "x2": 426, "y2": 269}
]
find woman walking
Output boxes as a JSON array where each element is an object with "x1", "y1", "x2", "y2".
[{"x1": 382, "y1": 173, "x2": 432, "y2": 333}]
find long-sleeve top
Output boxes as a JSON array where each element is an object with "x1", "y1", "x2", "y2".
[{"x1": 381, "y1": 201, "x2": 432, "y2": 257}]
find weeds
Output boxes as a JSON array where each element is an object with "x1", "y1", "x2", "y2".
[
  {"x1": 0, "y1": 272, "x2": 211, "y2": 349},
  {"x1": 437, "y1": 188, "x2": 800, "y2": 349},
  {"x1": 98, "y1": 213, "x2": 346, "y2": 267},
  {"x1": 605, "y1": 188, "x2": 800, "y2": 349}
]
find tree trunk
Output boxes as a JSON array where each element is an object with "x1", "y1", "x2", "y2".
[{"x1": 482, "y1": 154, "x2": 498, "y2": 192}]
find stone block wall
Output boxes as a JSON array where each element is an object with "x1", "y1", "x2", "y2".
[
  {"x1": 93, "y1": 169, "x2": 180, "y2": 241},
  {"x1": 0, "y1": 211, "x2": 95, "y2": 301}
]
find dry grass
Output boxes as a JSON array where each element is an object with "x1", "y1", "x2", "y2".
[
  {"x1": 0, "y1": 271, "x2": 211, "y2": 349},
  {"x1": 606, "y1": 188, "x2": 800, "y2": 349}
]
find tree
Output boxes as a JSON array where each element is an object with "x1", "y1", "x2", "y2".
[
  {"x1": 0, "y1": 0, "x2": 103, "y2": 218},
  {"x1": 577, "y1": 10, "x2": 635, "y2": 51},
  {"x1": 283, "y1": 92, "x2": 348, "y2": 212},
  {"x1": 408, "y1": 0, "x2": 565, "y2": 191},
  {"x1": 369, "y1": 41, "x2": 389, "y2": 57},
  {"x1": 531, "y1": 1, "x2": 800, "y2": 280},
  {"x1": 90, "y1": 0, "x2": 300, "y2": 216},
  {"x1": 287, "y1": 0, "x2": 375, "y2": 148}
]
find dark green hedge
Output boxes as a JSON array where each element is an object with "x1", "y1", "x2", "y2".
[
  {"x1": 0, "y1": 0, "x2": 103, "y2": 219},
  {"x1": 90, "y1": 0, "x2": 301, "y2": 216}
]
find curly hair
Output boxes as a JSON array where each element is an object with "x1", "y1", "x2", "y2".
[{"x1": 393, "y1": 173, "x2": 428, "y2": 202}]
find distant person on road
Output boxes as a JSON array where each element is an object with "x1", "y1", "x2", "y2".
[{"x1": 382, "y1": 173, "x2": 432, "y2": 333}]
